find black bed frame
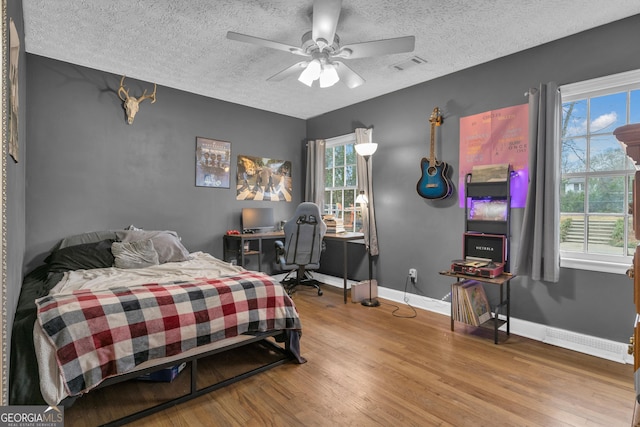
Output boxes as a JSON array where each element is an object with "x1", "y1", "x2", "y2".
[{"x1": 66, "y1": 330, "x2": 296, "y2": 427}]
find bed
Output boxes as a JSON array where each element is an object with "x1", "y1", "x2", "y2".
[{"x1": 9, "y1": 229, "x2": 304, "y2": 424}]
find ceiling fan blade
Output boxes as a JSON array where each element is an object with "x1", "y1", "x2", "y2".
[
  {"x1": 334, "y1": 61, "x2": 364, "y2": 89},
  {"x1": 337, "y1": 36, "x2": 416, "y2": 59},
  {"x1": 227, "y1": 31, "x2": 306, "y2": 56},
  {"x1": 267, "y1": 62, "x2": 308, "y2": 82},
  {"x1": 312, "y1": 0, "x2": 342, "y2": 47}
]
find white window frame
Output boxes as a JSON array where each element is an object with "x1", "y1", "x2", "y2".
[
  {"x1": 559, "y1": 69, "x2": 640, "y2": 274},
  {"x1": 324, "y1": 133, "x2": 360, "y2": 232}
]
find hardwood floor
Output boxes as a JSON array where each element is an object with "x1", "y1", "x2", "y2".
[{"x1": 66, "y1": 285, "x2": 636, "y2": 426}]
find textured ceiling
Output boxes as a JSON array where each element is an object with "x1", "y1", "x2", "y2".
[{"x1": 22, "y1": 0, "x2": 640, "y2": 119}]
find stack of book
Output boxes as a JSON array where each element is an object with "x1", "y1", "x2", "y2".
[
  {"x1": 323, "y1": 215, "x2": 345, "y2": 233},
  {"x1": 451, "y1": 280, "x2": 492, "y2": 326}
]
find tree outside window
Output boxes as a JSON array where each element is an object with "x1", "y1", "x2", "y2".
[{"x1": 560, "y1": 88, "x2": 640, "y2": 258}]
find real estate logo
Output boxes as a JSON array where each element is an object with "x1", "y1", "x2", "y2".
[{"x1": 0, "y1": 406, "x2": 64, "y2": 427}]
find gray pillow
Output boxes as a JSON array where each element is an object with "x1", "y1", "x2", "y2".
[
  {"x1": 111, "y1": 239, "x2": 160, "y2": 269},
  {"x1": 115, "y1": 230, "x2": 190, "y2": 264},
  {"x1": 52, "y1": 230, "x2": 118, "y2": 251}
]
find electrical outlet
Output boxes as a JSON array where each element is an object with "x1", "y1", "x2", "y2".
[{"x1": 409, "y1": 268, "x2": 417, "y2": 283}]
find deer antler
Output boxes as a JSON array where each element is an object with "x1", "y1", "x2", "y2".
[
  {"x1": 137, "y1": 83, "x2": 157, "y2": 104},
  {"x1": 118, "y1": 75, "x2": 129, "y2": 101}
]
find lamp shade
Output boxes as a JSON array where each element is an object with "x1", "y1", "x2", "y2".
[
  {"x1": 298, "y1": 59, "x2": 322, "y2": 86},
  {"x1": 319, "y1": 63, "x2": 339, "y2": 88},
  {"x1": 355, "y1": 191, "x2": 368, "y2": 204},
  {"x1": 355, "y1": 142, "x2": 378, "y2": 157}
]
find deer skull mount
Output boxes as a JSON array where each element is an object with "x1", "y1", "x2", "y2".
[{"x1": 118, "y1": 75, "x2": 157, "y2": 124}]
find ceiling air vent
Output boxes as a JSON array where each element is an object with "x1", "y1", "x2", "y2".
[{"x1": 390, "y1": 56, "x2": 427, "y2": 71}]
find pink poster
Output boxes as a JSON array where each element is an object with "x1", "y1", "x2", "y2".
[{"x1": 458, "y1": 104, "x2": 529, "y2": 208}]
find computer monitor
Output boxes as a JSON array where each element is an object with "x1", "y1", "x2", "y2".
[{"x1": 242, "y1": 207, "x2": 275, "y2": 232}]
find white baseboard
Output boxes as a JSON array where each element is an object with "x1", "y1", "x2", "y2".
[
  {"x1": 379, "y1": 286, "x2": 633, "y2": 365},
  {"x1": 271, "y1": 272, "x2": 633, "y2": 364}
]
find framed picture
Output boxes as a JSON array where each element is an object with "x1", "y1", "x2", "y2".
[
  {"x1": 195, "y1": 137, "x2": 231, "y2": 188},
  {"x1": 236, "y1": 155, "x2": 292, "y2": 201}
]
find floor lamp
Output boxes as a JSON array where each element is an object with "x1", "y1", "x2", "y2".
[{"x1": 355, "y1": 141, "x2": 379, "y2": 307}]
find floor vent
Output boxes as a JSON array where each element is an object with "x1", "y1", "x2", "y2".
[
  {"x1": 391, "y1": 56, "x2": 427, "y2": 71},
  {"x1": 543, "y1": 327, "x2": 628, "y2": 363}
]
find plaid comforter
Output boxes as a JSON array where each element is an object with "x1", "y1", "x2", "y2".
[{"x1": 35, "y1": 271, "x2": 301, "y2": 397}]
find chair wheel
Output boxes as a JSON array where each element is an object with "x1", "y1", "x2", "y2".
[{"x1": 317, "y1": 289, "x2": 323, "y2": 296}]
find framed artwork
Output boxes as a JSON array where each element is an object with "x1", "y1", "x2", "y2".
[
  {"x1": 195, "y1": 137, "x2": 231, "y2": 188},
  {"x1": 458, "y1": 104, "x2": 529, "y2": 208},
  {"x1": 236, "y1": 155, "x2": 292, "y2": 201}
]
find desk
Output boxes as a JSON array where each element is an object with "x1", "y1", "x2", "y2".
[
  {"x1": 323, "y1": 232, "x2": 364, "y2": 304},
  {"x1": 223, "y1": 231, "x2": 363, "y2": 303}
]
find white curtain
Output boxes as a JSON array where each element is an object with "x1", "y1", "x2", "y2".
[
  {"x1": 355, "y1": 128, "x2": 379, "y2": 256},
  {"x1": 305, "y1": 139, "x2": 325, "y2": 208},
  {"x1": 514, "y1": 83, "x2": 560, "y2": 282}
]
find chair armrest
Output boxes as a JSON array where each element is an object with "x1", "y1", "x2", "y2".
[{"x1": 274, "y1": 240, "x2": 285, "y2": 268}]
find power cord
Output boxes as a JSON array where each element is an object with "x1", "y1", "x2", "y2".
[
  {"x1": 385, "y1": 276, "x2": 417, "y2": 318},
  {"x1": 409, "y1": 275, "x2": 451, "y2": 304},
  {"x1": 360, "y1": 274, "x2": 450, "y2": 318}
]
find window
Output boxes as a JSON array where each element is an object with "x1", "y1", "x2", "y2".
[
  {"x1": 559, "y1": 69, "x2": 640, "y2": 273},
  {"x1": 324, "y1": 133, "x2": 362, "y2": 232}
]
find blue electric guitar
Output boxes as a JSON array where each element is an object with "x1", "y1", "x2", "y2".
[{"x1": 416, "y1": 107, "x2": 453, "y2": 200}]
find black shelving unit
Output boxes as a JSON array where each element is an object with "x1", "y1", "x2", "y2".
[
  {"x1": 464, "y1": 170, "x2": 511, "y2": 270},
  {"x1": 223, "y1": 233, "x2": 266, "y2": 271},
  {"x1": 445, "y1": 166, "x2": 513, "y2": 343}
]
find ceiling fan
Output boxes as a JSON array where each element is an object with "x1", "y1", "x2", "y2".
[{"x1": 226, "y1": 0, "x2": 415, "y2": 89}]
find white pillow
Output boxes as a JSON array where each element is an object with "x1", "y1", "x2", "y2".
[
  {"x1": 111, "y1": 239, "x2": 160, "y2": 269},
  {"x1": 115, "y1": 230, "x2": 191, "y2": 264}
]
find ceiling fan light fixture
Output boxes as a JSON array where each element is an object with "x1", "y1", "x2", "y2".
[
  {"x1": 298, "y1": 59, "x2": 322, "y2": 86},
  {"x1": 319, "y1": 63, "x2": 339, "y2": 88},
  {"x1": 228, "y1": 0, "x2": 415, "y2": 90}
]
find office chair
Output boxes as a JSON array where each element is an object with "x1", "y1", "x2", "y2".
[{"x1": 275, "y1": 202, "x2": 327, "y2": 296}]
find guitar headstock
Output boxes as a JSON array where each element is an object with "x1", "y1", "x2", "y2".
[{"x1": 429, "y1": 107, "x2": 443, "y2": 127}]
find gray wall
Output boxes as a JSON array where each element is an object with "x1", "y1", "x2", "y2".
[
  {"x1": 25, "y1": 55, "x2": 306, "y2": 273},
  {"x1": 307, "y1": 14, "x2": 640, "y2": 342},
  {"x1": 19, "y1": 15, "x2": 640, "y2": 347}
]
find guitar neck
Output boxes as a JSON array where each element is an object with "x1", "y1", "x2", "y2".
[
  {"x1": 429, "y1": 122, "x2": 436, "y2": 166},
  {"x1": 427, "y1": 107, "x2": 443, "y2": 167}
]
